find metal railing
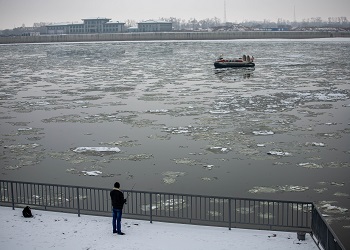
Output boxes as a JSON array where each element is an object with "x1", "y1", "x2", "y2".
[
  {"x1": 0, "y1": 180, "x2": 345, "y2": 250},
  {"x1": 311, "y1": 206, "x2": 346, "y2": 250}
]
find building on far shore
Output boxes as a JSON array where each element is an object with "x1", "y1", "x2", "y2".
[
  {"x1": 137, "y1": 20, "x2": 172, "y2": 32},
  {"x1": 127, "y1": 27, "x2": 139, "y2": 33},
  {"x1": 46, "y1": 18, "x2": 125, "y2": 34},
  {"x1": 46, "y1": 18, "x2": 172, "y2": 34}
]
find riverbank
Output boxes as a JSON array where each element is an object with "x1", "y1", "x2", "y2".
[{"x1": 1, "y1": 31, "x2": 350, "y2": 44}]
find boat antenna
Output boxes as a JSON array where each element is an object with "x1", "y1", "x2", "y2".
[{"x1": 224, "y1": 0, "x2": 227, "y2": 24}]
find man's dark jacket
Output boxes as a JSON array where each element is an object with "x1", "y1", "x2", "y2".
[{"x1": 110, "y1": 188, "x2": 126, "y2": 209}]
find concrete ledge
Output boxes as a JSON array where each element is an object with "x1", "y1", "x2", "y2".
[{"x1": 1, "y1": 31, "x2": 350, "y2": 44}]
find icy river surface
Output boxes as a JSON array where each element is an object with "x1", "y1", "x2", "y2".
[{"x1": 1, "y1": 39, "x2": 350, "y2": 246}]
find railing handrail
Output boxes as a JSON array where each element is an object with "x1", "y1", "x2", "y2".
[
  {"x1": 0, "y1": 179, "x2": 312, "y2": 204},
  {"x1": 0, "y1": 179, "x2": 345, "y2": 250},
  {"x1": 311, "y1": 204, "x2": 346, "y2": 250}
]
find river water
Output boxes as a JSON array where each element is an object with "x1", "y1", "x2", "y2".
[{"x1": 1, "y1": 38, "x2": 350, "y2": 247}]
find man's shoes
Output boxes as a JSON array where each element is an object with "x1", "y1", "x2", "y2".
[
  {"x1": 113, "y1": 231, "x2": 118, "y2": 234},
  {"x1": 117, "y1": 232, "x2": 125, "y2": 235}
]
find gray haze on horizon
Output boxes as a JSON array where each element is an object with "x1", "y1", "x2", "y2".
[{"x1": 0, "y1": 0, "x2": 349, "y2": 30}]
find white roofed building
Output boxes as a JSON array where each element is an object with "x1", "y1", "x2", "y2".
[{"x1": 46, "y1": 18, "x2": 125, "y2": 34}]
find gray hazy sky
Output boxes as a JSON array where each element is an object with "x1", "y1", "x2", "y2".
[{"x1": 0, "y1": 0, "x2": 349, "y2": 29}]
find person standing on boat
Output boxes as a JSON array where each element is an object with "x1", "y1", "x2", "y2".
[{"x1": 110, "y1": 181, "x2": 127, "y2": 235}]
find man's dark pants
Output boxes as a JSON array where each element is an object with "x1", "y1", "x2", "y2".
[{"x1": 112, "y1": 208, "x2": 122, "y2": 233}]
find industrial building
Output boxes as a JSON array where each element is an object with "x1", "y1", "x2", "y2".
[
  {"x1": 46, "y1": 18, "x2": 172, "y2": 34},
  {"x1": 46, "y1": 18, "x2": 125, "y2": 34},
  {"x1": 137, "y1": 20, "x2": 172, "y2": 32}
]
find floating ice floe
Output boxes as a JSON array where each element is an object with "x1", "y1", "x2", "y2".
[
  {"x1": 209, "y1": 110, "x2": 230, "y2": 114},
  {"x1": 314, "y1": 93, "x2": 347, "y2": 101},
  {"x1": 208, "y1": 211, "x2": 222, "y2": 217},
  {"x1": 145, "y1": 109, "x2": 169, "y2": 113},
  {"x1": 73, "y1": 101, "x2": 89, "y2": 104},
  {"x1": 34, "y1": 101, "x2": 50, "y2": 106},
  {"x1": 0, "y1": 91, "x2": 12, "y2": 97},
  {"x1": 163, "y1": 127, "x2": 190, "y2": 134},
  {"x1": 252, "y1": 131, "x2": 274, "y2": 136},
  {"x1": 267, "y1": 151, "x2": 291, "y2": 156},
  {"x1": 248, "y1": 185, "x2": 309, "y2": 194},
  {"x1": 140, "y1": 204, "x2": 158, "y2": 212},
  {"x1": 203, "y1": 165, "x2": 214, "y2": 170},
  {"x1": 4, "y1": 165, "x2": 20, "y2": 170},
  {"x1": 333, "y1": 192, "x2": 349, "y2": 197},
  {"x1": 73, "y1": 147, "x2": 121, "y2": 153},
  {"x1": 234, "y1": 108, "x2": 246, "y2": 112},
  {"x1": 141, "y1": 198, "x2": 187, "y2": 212},
  {"x1": 314, "y1": 188, "x2": 328, "y2": 193},
  {"x1": 17, "y1": 127, "x2": 33, "y2": 131},
  {"x1": 330, "y1": 181, "x2": 345, "y2": 187},
  {"x1": 162, "y1": 171, "x2": 185, "y2": 184},
  {"x1": 298, "y1": 162, "x2": 323, "y2": 169},
  {"x1": 207, "y1": 146, "x2": 230, "y2": 153},
  {"x1": 162, "y1": 126, "x2": 210, "y2": 135},
  {"x1": 249, "y1": 186, "x2": 278, "y2": 194},
  {"x1": 321, "y1": 204, "x2": 348, "y2": 214},
  {"x1": 201, "y1": 177, "x2": 212, "y2": 181},
  {"x1": 173, "y1": 158, "x2": 198, "y2": 165},
  {"x1": 305, "y1": 142, "x2": 325, "y2": 147},
  {"x1": 279, "y1": 185, "x2": 309, "y2": 192},
  {"x1": 264, "y1": 109, "x2": 277, "y2": 113},
  {"x1": 82, "y1": 170, "x2": 102, "y2": 176},
  {"x1": 4, "y1": 143, "x2": 40, "y2": 149}
]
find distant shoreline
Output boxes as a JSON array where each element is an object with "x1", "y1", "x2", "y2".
[{"x1": 1, "y1": 31, "x2": 350, "y2": 44}]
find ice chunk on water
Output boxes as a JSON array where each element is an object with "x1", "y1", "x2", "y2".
[
  {"x1": 162, "y1": 171, "x2": 185, "y2": 184},
  {"x1": 82, "y1": 170, "x2": 102, "y2": 176},
  {"x1": 73, "y1": 147, "x2": 121, "y2": 153},
  {"x1": 305, "y1": 142, "x2": 325, "y2": 147},
  {"x1": 203, "y1": 165, "x2": 214, "y2": 170},
  {"x1": 298, "y1": 162, "x2": 323, "y2": 169},
  {"x1": 249, "y1": 187, "x2": 278, "y2": 194},
  {"x1": 146, "y1": 109, "x2": 169, "y2": 113},
  {"x1": 267, "y1": 151, "x2": 291, "y2": 156},
  {"x1": 252, "y1": 131, "x2": 274, "y2": 135},
  {"x1": 207, "y1": 146, "x2": 230, "y2": 153},
  {"x1": 209, "y1": 110, "x2": 230, "y2": 114},
  {"x1": 140, "y1": 204, "x2": 157, "y2": 212},
  {"x1": 234, "y1": 108, "x2": 246, "y2": 112},
  {"x1": 17, "y1": 127, "x2": 33, "y2": 131},
  {"x1": 321, "y1": 204, "x2": 348, "y2": 213},
  {"x1": 334, "y1": 192, "x2": 349, "y2": 197},
  {"x1": 249, "y1": 185, "x2": 308, "y2": 194}
]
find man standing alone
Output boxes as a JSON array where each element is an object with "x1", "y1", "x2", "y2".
[{"x1": 110, "y1": 182, "x2": 126, "y2": 235}]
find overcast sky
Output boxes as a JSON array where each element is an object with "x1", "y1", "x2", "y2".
[{"x1": 0, "y1": 0, "x2": 349, "y2": 29}]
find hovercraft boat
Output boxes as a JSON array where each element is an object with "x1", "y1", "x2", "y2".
[{"x1": 214, "y1": 54, "x2": 255, "y2": 68}]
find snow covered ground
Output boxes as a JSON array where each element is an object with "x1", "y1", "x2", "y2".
[{"x1": 0, "y1": 206, "x2": 319, "y2": 250}]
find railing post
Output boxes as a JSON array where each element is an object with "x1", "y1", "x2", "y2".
[
  {"x1": 45, "y1": 185, "x2": 48, "y2": 210},
  {"x1": 76, "y1": 187, "x2": 81, "y2": 217},
  {"x1": 229, "y1": 198, "x2": 231, "y2": 230},
  {"x1": 150, "y1": 193, "x2": 153, "y2": 224},
  {"x1": 11, "y1": 182, "x2": 15, "y2": 210}
]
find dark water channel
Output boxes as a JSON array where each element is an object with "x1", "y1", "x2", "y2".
[{"x1": 0, "y1": 39, "x2": 349, "y2": 247}]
